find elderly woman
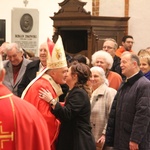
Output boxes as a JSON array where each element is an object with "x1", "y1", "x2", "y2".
[
  {"x1": 91, "y1": 50, "x2": 122, "y2": 90},
  {"x1": 90, "y1": 66, "x2": 117, "y2": 150},
  {"x1": 139, "y1": 55, "x2": 150, "y2": 80},
  {"x1": 39, "y1": 62, "x2": 96, "y2": 150}
]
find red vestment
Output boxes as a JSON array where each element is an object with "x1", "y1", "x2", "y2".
[
  {"x1": 0, "y1": 84, "x2": 50, "y2": 150},
  {"x1": 22, "y1": 74, "x2": 61, "y2": 150}
]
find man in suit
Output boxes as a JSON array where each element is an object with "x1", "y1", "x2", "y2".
[
  {"x1": 106, "y1": 52, "x2": 150, "y2": 150},
  {"x1": 102, "y1": 38, "x2": 122, "y2": 77},
  {"x1": 3, "y1": 43, "x2": 31, "y2": 96},
  {"x1": 17, "y1": 42, "x2": 48, "y2": 97}
]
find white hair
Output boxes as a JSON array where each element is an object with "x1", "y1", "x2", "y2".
[
  {"x1": 5, "y1": 43, "x2": 23, "y2": 53},
  {"x1": 90, "y1": 66, "x2": 109, "y2": 86},
  {"x1": 91, "y1": 50, "x2": 113, "y2": 69}
]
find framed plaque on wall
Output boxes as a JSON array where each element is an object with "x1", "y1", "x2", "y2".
[{"x1": 11, "y1": 8, "x2": 39, "y2": 55}]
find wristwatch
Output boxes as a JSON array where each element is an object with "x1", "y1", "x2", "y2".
[{"x1": 50, "y1": 98, "x2": 58, "y2": 106}]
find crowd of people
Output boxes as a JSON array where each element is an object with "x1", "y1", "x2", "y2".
[{"x1": 0, "y1": 34, "x2": 150, "y2": 150}]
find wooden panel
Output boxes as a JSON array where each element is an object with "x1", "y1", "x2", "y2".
[
  {"x1": 60, "y1": 30, "x2": 88, "y2": 54},
  {"x1": 0, "y1": 20, "x2": 6, "y2": 45},
  {"x1": 51, "y1": 0, "x2": 129, "y2": 60}
]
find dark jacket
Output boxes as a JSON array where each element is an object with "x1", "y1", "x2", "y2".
[
  {"x1": 106, "y1": 71, "x2": 150, "y2": 150},
  {"x1": 144, "y1": 71, "x2": 150, "y2": 80},
  {"x1": 17, "y1": 60, "x2": 40, "y2": 97},
  {"x1": 111, "y1": 55, "x2": 125, "y2": 79},
  {"x1": 111, "y1": 55, "x2": 121, "y2": 75},
  {"x1": 52, "y1": 87, "x2": 96, "y2": 150}
]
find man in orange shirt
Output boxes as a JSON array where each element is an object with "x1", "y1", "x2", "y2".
[{"x1": 115, "y1": 35, "x2": 134, "y2": 57}]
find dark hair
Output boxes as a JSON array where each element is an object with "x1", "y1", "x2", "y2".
[
  {"x1": 122, "y1": 35, "x2": 133, "y2": 42},
  {"x1": 65, "y1": 53, "x2": 73, "y2": 65},
  {"x1": 71, "y1": 62, "x2": 91, "y2": 97},
  {"x1": 73, "y1": 54, "x2": 87, "y2": 64}
]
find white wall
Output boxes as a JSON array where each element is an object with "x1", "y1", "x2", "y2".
[
  {"x1": 0, "y1": 0, "x2": 66, "y2": 45},
  {"x1": 128, "y1": 0, "x2": 150, "y2": 52},
  {"x1": 99, "y1": 0, "x2": 150, "y2": 53},
  {"x1": 100, "y1": 0, "x2": 124, "y2": 17},
  {"x1": 0, "y1": 0, "x2": 91, "y2": 49},
  {"x1": 0, "y1": 0, "x2": 149, "y2": 54}
]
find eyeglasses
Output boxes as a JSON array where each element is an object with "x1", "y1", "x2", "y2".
[
  {"x1": 102, "y1": 46, "x2": 114, "y2": 49},
  {"x1": 126, "y1": 41, "x2": 134, "y2": 44}
]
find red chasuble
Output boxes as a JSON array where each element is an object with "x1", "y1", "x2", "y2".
[
  {"x1": 0, "y1": 84, "x2": 51, "y2": 150},
  {"x1": 0, "y1": 93, "x2": 15, "y2": 150},
  {"x1": 23, "y1": 75, "x2": 60, "y2": 150}
]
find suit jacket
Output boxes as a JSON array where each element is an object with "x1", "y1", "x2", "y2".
[
  {"x1": 3, "y1": 58, "x2": 31, "y2": 96},
  {"x1": 111, "y1": 55, "x2": 125, "y2": 79},
  {"x1": 17, "y1": 59, "x2": 40, "y2": 97}
]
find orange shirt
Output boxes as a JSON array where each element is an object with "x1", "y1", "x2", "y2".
[
  {"x1": 115, "y1": 46, "x2": 133, "y2": 58},
  {"x1": 107, "y1": 71, "x2": 122, "y2": 90}
]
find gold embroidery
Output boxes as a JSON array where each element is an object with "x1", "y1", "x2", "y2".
[
  {"x1": 42, "y1": 74, "x2": 63, "y2": 97},
  {"x1": 9, "y1": 96, "x2": 16, "y2": 146},
  {"x1": 56, "y1": 48, "x2": 62, "y2": 60},
  {"x1": 0, "y1": 121, "x2": 14, "y2": 149},
  {"x1": 0, "y1": 94, "x2": 13, "y2": 99}
]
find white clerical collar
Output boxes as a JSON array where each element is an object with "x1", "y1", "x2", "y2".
[{"x1": 127, "y1": 71, "x2": 139, "y2": 80}]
